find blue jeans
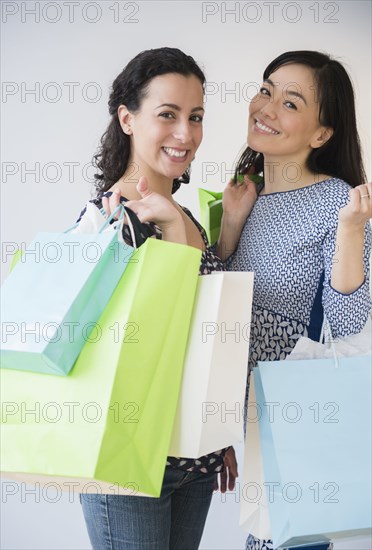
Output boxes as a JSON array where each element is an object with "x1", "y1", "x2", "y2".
[{"x1": 80, "y1": 466, "x2": 216, "y2": 550}]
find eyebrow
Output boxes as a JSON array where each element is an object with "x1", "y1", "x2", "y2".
[
  {"x1": 264, "y1": 78, "x2": 307, "y2": 105},
  {"x1": 155, "y1": 103, "x2": 205, "y2": 112}
]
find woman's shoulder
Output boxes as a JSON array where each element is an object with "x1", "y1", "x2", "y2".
[
  {"x1": 314, "y1": 176, "x2": 351, "y2": 196},
  {"x1": 322, "y1": 176, "x2": 351, "y2": 189},
  {"x1": 307, "y1": 177, "x2": 352, "y2": 210},
  {"x1": 179, "y1": 204, "x2": 208, "y2": 238}
]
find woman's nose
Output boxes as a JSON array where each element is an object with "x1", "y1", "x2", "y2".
[
  {"x1": 260, "y1": 100, "x2": 277, "y2": 119},
  {"x1": 173, "y1": 120, "x2": 192, "y2": 142}
]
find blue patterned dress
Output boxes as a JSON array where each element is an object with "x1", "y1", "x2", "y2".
[{"x1": 226, "y1": 177, "x2": 372, "y2": 550}]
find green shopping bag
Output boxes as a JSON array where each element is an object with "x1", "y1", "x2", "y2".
[
  {"x1": 199, "y1": 176, "x2": 264, "y2": 245},
  {"x1": 198, "y1": 188, "x2": 223, "y2": 245},
  {"x1": 1, "y1": 238, "x2": 201, "y2": 497}
]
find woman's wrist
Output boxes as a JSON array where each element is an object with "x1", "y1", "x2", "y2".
[
  {"x1": 216, "y1": 215, "x2": 245, "y2": 261},
  {"x1": 221, "y1": 212, "x2": 247, "y2": 231},
  {"x1": 337, "y1": 218, "x2": 366, "y2": 235},
  {"x1": 161, "y1": 212, "x2": 187, "y2": 245},
  {"x1": 331, "y1": 218, "x2": 365, "y2": 294}
]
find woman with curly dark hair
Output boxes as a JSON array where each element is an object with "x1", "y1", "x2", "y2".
[{"x1": 77, "y1": 47, "x2": 237, "y2": 550}]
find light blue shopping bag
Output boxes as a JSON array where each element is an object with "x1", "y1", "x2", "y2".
[
  {"x1": 1, "y1": 205, "x2": 134, "y2": 376},
  {"x1": 255, "y1": 355, "x2": 372, "y2": 549}
]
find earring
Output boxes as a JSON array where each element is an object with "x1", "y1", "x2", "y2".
[{"x1": 123, "y1": 126, "x2": 132, "y2": 135}]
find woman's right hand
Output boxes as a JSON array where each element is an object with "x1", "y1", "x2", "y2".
[
  {"x1": 125, "y1": 177, "x2": 184, "y2": 232},
  {"x1": 102, "y1": 177, "x2": 187, "y2": 245}
]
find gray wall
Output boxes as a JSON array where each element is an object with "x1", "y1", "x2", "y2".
[{"x1": 1, "y1": 1, "x2": 371, "y2": 549}]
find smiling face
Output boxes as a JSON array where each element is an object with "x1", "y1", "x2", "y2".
[
  {"x1": 118, "y1": 73, "x2": 204, "y2": 183},
  {"x1": 248, "y1": 63, "x2": 333, "y2": 168}
]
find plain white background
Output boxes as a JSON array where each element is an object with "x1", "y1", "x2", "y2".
[{"x1": 1, "y1": 1, "x2": 371, "y2": 549}]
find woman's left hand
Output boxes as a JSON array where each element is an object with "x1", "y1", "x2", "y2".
[
  {"x1": 338, "y1": 182, "x2": 372, "y2": 228},
  {"x1": 214, "y1": 446, "x2": 238, "y2": 493},
  {"x1": 222, "y1": 175, "x2": 258, "y2": 226}
]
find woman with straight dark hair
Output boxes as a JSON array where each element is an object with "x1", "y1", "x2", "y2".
[
  {"x1": 77, "y1": 47, "x2": 237, "y2": 550},
  {"x1": 217, "y1": 50, "x2": 372, "y2": 550}
]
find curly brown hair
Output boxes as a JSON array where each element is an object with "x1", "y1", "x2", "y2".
[{"x1": 93, "y1": 47, "x2": 205, "y2": 196}]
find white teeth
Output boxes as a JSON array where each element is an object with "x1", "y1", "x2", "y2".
[
  {"x1": 256, "y1": 121, "x2": 279, "y2": 135},
  {"x1": 163, "y1": 147, "x2": 187, "y2": 158}
]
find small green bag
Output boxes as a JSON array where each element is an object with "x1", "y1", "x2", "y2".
[
  {"x1": 198, "y1": 188, "x2": 223, "y2": 245},
  {"x1": 1, "y1": 238, "x2": 201, "y2": 497}
]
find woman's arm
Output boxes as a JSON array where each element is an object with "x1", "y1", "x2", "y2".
[
  {"x1": 216, "y1": 213, "x2": 246, "y2": 261},
  {"x1": 331, "y1": 183, "x2": 372, "y2": 293},
  {"x1": 322, "y1": 183, "x2": 372, "y2": 338},
  {"x1": 216, "y1": 177, "x2": 257, "y2": 261}
]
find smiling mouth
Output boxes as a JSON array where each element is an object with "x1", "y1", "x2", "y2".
[
  {"x1": 254, "y1": 119, "x2": 280, "y2": 135},
  {"x1": 162, "y1": 147, "x2": 189, "y2": 159}
]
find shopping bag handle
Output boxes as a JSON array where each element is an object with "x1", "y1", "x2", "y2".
[
  {"x1": 62, "y1": 208, "x2": 123, "y2": 236},
  {"x1": 64, "y1": 201, "x2": 153, "y2": 249},
  {"x1": 97, "y1": 193, "x2": 155, "y2": 247},
  {"x1": 319, "y1": 316, "x2": 339, "y2": 369},
  {"x1": 320, "y1": 311, "x2": 372, "y2": 369},
  {"x1": 63, "y1": 204, "x2": 138, "y2": 248},
  {"x1": 99, "y1": 203, "x2": 155, "y2": 249},
  {"x1": 123, "y1": 206, "x2": 156, "y2": 248},
  {"x1": 98, "y1": 204, "x2": 137, "y2": 248}
]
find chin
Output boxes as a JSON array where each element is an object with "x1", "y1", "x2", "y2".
[
  {"x1": 157, "y1": 164, "x2": 185, "y2": 181},
  {"x1": 168, "y1": 168, "x2": 186, "y2": 179},
  {"x1": 247, "y1": 136, "x2": 264, "y2": 153},
  {"x1": 168, "y1": 165, "x2": 189, "y2": 179}
]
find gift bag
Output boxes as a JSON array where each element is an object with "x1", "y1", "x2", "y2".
[
  {"x1": 168, "y1": 272, "x2": 254, "y2": 457},
  {"x1": 1, "y1": 238, "x2": 201, "y2": 497},
  {"x1": 254, "y1": 351, "x2": 372, "y2": 548},
  {"x1": 198, "y1": 188, "x2": 223, "y2": 245},
  {"x1": 1, "y1": 205, "x2": 133, "y2": 376},
  {"x1": 239, "y1": 370, "x2": 272, "y2": 540}
]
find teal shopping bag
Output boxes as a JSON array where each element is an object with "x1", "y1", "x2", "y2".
[
  {"x1": 255, "y1": 356, "x2": 372, "y2": 549},
  {"x1": 0, "y1": 206, "x2": 134, "y2": 376}
]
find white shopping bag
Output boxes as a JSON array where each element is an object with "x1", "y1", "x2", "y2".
[
  {"x1": 239, "y1": 371, "x2": 272, "y2": 539},
  {"x1": 168, "y1": 271, "x2": 254, "y2": 458}
]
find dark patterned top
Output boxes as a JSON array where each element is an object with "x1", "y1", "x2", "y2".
[{"x1": 77, "y1": 192, "x2": 227, "y2": 474}]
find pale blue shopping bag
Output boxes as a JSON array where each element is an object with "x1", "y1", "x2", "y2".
[
  {"x1": 1, "y1": 205, "x2": 134, "y2": 376},
  {"x1": 255, "y1": 355, "x2": 372, "y2": 549}
]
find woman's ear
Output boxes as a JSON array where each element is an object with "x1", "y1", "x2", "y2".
[
  {"x1": 118, "y1": 105, "x2": 133, "y2": 135},
  {"x1": 311, "y1": 126, "x2": 334, "y2": 149}
]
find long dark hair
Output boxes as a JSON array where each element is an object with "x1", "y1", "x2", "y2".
[
  {"x1": 93, "y1": 47, "x2": 205, "y2": 195},
  {"x1": 235, "y1": 50, "x2": 366, "y2": 188}
]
